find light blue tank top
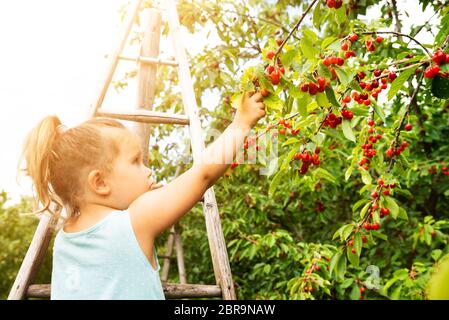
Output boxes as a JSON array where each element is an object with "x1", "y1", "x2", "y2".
[{"x1": 51, "y1": 209, "x2": 165, "y2": 300}]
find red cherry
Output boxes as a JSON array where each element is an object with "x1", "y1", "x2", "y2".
[
  {"x1": 388, "y1": 72, "x2": 397, "y2": 81},
  {"x1": 300, "y1": 83, "x2": 309, "y2": 92},
  {"x1": 326, "y1": 0, "x2": 336, "y2": 8},
  {"x1": 279, "y1": 66, "x2": 285, "y2": 74},
  {"x1": 360, "y1": 286, "x2": 366, "y2": 293},
  {"x1": 323, "y1": 57, "x2": 332, "y2": 66},
  {"x1": 377, "y1": 178, "x2": 384, "y2": 185},
  {"x1": 402, "y1": 141, "x2": 409, "y2": 148},
  {"x1": 260, "y1": 88, "x2": 269, "y2": 97},
  {"x1": 335, "y1": 0, "x2": 343, "y2": 8},
  {"x1": 308, "y1": 82, "x2": 318, "y2": 95},
  {"x1": 343, "y1": 96, "x2": 351, "y2": 103},
  {"x1": 386, "y1": 147, "x2": 394, "y2": 157},
  {"x1": 404, "y1": 123, "x2": 413, "y2": 131},
  {"x1": 372, "y1": 203, "x2": 379, "y2": 210},
  {"x1": 367, "y1": 119, "x2": 375, "y2": 126},
  {"x1": 266, "y1": 50, "x2": 275, "y2": 60},
  {"x1": 424, "y1": 65, "x2": 440, "y2": 78},
  {"x1": 375, "y1": 36, "x2": 383, "y2": 43},
  {"x1": 317, "y1": 76, "x2": 327, "y2": 88},
  {"x1": 270, "y1": 70, "x2": 281, "y2": 85},
  {"x1": 336, "y1": 57, "x2": 345, "y2": 66},
  {"x1": 374, "y1": 69, "x2": 382, "y2": 77},
  {"x1": 341, "y1": 42, "x2": 349, "y2": 51},
  {"x1": 383, "y1": 189, "x2": 390, "y2": 196},
  {"x1": 371, "y1": 191, "x2": 378, "y2": 198},
  {"x1": 380, "y1": 208, "x2": 390, "y2": 216},
  {"x1": 349, "y1": 33, "x2": 359, "y2": 42},
  {"x1": 363, "y1": 222, "x2": 371, "y2": 230},
  {"x1": 433, "y1": 50, "x2": 447, "y2": 65},
  {"x1": 266, "y1": 65, "x2": 275, "y2": 74},
  {"x1": 372, "y1": 223, "x2": 380, "y2": 230}
]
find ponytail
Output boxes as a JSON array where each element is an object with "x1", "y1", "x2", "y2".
[{"x1": 19, "y1": 115, "x2": 64, "y2": 218}]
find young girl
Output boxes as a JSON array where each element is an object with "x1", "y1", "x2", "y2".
[{"x1": 19, "y1": 92, "x2": 266, "y2": 299}]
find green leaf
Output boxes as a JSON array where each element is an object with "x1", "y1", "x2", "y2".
[
  {"x1": 321, "y1": 36, "x2": 338, "y2": 49},
  {"x1": 346, "y1": 246, "x2": 359, "y2": 267},
  {"x1": 342, "y1": 120, "x2": 356, "y2": 142},
  {"x1": 325, "y1": 86, "x2": 340, "y2": 108},
  {"x1": 340, "y1": 278, "x2": 354, "y2": 289},
  {"x1": 314, "y1": 168, "x2": 336, "y2": 184},
  {"x1": 281, "y1": 148, "x2": 298, "y2": 171},
  {"x1": 397, "y1": 207, "x2": 408, "y2": 221},
  {"x1": 264, "y1": 93, "x2": 284, "y2": 112},
  {"x1": 371, "y1": 230, "x2": 388, "y2": 241},
  {"x1": 334, "y1": 65, "x2": 351, "y2": 85},
  {"x1": 269, "y1": 169, "x2": 287, "y2": 196},
  {"x1": 370, "y1": 99, "x2": 386, "y2": 124},
  {"x1": 385, "y1": 197, "x2": 400, "y2": 219},
  {"x1": 282, "y1": 137, "x2": 301, "y2": 147},
  {"x1": 341, "y1": 224, "x2": 354, "y2": 242},
  {"x1": 352, "y1": 199, "x2": 369, "y2": 212},
  {"x1": 353, "y1": 233, "x2": 363, "y2": 256},
  {"x1": 231, "y1": 93, "x2": 243, "y2": 111},
  {"x1": 431, "y1": 75, "x2": 449, "y2": 99},
  {"x1": 316, "y1": 92, "x2": 330, "y2": 107},
  {"x1": 360, "y1": 169, "x2": 372, "y2": 185},
  {"x1": 360, "y1": 202, "x2": 371, "y2": 220},
  {"x1": 345, "y1": 165, "x2": 354, "y2": 181},
  {"x1": 330, "y1": 251, "x2": 347, "y2": 280},
  {"x1": 300, "y1": 37, "x2": 319, "y2": 60},
  {"x1": 295, "y1": 93, "x2": 310, "y2": 117},
  {"x1": 313, "y1": 2, "x2": 323, "y2": 29},
  {"x1": 387, "y1": 67, "x2": 417, "y2": 100},
  {"x1": 281, "y1": 49, "x2": 298, "y2": 69},
  {"x1": 431, "y1": 249, "x2": 443, "y2": 262}
]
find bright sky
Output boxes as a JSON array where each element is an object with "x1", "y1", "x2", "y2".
[{"x1": 0, "y1": 1, "x2": 437, "y2": 207}]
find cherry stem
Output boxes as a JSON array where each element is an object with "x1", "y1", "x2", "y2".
[
  {"x1": 386, "y1": 72, "x2": 424, "y2": 173},
  {"x1": 274, "y1": 0, "x2": 319, "y2": 61},
  {"x1": 361, "y1": 31, "x2": 431, "y2": 57}
]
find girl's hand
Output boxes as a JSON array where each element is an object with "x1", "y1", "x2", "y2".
[{"x1": 233, "y1": 91, "x2": 266, "y2": 129}]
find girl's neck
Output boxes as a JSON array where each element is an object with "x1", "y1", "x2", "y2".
[{"x1": 64, "y1": 203, "x2": 119, "y2": 233}]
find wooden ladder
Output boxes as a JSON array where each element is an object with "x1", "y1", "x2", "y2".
[{"x1": 8, "y1": 0, "x2": 236, "y2": 300}]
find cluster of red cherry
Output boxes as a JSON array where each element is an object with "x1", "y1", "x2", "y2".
[
  {"x1": 322, "y1": 113, "x2": 343, "y2": 129},
  {"x1": 294, "y1": 148, "x2": 321, "y2": 174},
  {"x1": 424, "y1": 49, "x2": 449, "y2": 79},
  {"x1": 299, "y1": 76, "x2": 328, "y2": 95}
]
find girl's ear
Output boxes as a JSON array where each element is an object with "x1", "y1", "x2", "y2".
[{"x1": 87, "y1": 169, "x2": 111, "y2": 196}]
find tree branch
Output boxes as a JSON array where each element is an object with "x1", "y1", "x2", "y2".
[
  {"x1": 274, "y1": 0, "x2": 319, "y2": 60},
  {"x1": 362, "y1": 31, "x2": 431, "y2": 57}
]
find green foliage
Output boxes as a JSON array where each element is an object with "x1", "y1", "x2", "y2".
[
  {"x1": 0, "y1": 191, "x2": 53, "y2": 299},
  {"x1": 77, "y1": 0, "x2": 449, "y2": 300}
]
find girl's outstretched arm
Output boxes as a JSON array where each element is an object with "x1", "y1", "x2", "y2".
[{"x1": 130, "y1": 92, "x2": 265, "y2": 237}]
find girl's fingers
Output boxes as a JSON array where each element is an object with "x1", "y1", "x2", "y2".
[
  {"x1": 150, "y1": 182, "x2": 164, "y2": 190},
  {"x1": 251, "y1": 92, "x2": 263, "y2": 102}
]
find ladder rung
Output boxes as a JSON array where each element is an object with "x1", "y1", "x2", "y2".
[
  {"x1": 26, "y1": 283, "x2": 222, "y2": 299},
  {"x1": 96, "y1": 109, "x2": 189, "y2": 125},
  {"x1": 119, "y1": 55, "x2": 178, "y2": 66}
]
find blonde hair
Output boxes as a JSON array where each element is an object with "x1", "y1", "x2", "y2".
[{"x1": 18, "y1": 115, "x2": 126, "y2": 223}]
